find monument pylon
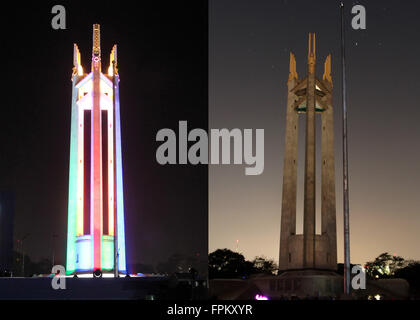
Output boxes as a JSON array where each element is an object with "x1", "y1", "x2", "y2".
[
  {"x1": 66, "y1": 25, "x2": 127, "y2": 275},
  {"x1": 279, "y1": 33, "x2": 337, "y2": 271}
]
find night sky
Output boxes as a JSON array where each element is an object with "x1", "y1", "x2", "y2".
[
  {"x1": 210, "y1": 0, "x2": 420, "y2": 265},
  {"x1": 0, "y1": 1, "x2": 208, "y2": 273}
]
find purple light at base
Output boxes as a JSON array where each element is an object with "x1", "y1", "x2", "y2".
[{"x1": 255, "y1": 294, "x2": 269, "y2": 300}]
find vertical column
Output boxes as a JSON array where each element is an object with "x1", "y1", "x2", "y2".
[
  {"x1": 91, "y1": 24, "x2": 103, "y2": 270},
  {"x1": 66, "y1": 69, "x2": 80, "y2": 274},
  {"x1": 108, "y1": 97, "x2": 114, "y2": 236},
  {"x1": 303, "y1": 33, "x2": 316, "y2": 268},
  {"x1": 76, "y1": 102, "x2": 84, "y2": 236},
  {"x1": 279, "y1": 53, "x2": 299, "y2": 270},
  {"x1": 321, "y1": 55, "x2": 337, "y2": 269},
  {"x1": 113, "y1": 52, "x2": 127, "y2": 272}
]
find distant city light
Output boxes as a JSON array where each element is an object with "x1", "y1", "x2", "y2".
[{"x1": 255, "y1": 294, "x2": 269, "y2": 300}]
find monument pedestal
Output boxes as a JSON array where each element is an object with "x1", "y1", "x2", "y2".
[{"x1": 251, "y1": 270, "x2": 343, "y2": 299}]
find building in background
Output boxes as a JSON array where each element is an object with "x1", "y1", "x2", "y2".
[{"x1": 66, "y1": 24, "x2": 126, "y2": 274}]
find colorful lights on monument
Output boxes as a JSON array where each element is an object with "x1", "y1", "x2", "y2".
[{"x1": 66, "y1": 24, "x2": 127, "y2": 274}]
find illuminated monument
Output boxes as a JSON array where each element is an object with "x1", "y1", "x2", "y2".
[
  {"x1": 247, "y1": 34, "x2": 341, "y2": 299},
  {"x1": 279, "y1": 33, "x2": 337, "y2": 271},
  {"x1": 66, "y1": 24, "x2": 126, "y2": 274}
]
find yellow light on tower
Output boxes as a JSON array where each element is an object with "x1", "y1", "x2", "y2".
[
  {"x1": 74, "y1": 44, "x2": 84, "y2": 76},
  {"x1": 108, "y1": 45, "x2": 117, "y2": 77}
]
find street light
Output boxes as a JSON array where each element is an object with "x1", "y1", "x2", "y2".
[
  {"x1": 51, "y1": 234, "x2": 58, "y2": 267},
  {"x1": 20, "y1": 233, "x2": 30, "y2": 277}
]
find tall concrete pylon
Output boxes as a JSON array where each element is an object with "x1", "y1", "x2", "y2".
[{"x1": 279, "y1": 34, "x2": 337, "y2": 271}]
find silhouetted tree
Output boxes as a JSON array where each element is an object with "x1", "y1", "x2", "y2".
[
  {"x1": 394, "y1": 262, "x2": 420, "y2": 297},
  {"x1": 209, "y1": 249, "x2": 256, "y2": 279},
  {"x1": 365, "y1": 252, "x2": 409, "y2": 279},
  {"x1": 252, "y1": 256, "x2": 278, "y2": 275}
]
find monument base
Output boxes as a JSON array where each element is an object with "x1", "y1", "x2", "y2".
[{"x1": 251, "y1": 270, "x2": 343, "y2": 299}]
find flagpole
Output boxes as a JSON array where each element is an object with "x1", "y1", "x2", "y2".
[{"x1": 340, "y1": 2, "x2": 351, "y2": 296}]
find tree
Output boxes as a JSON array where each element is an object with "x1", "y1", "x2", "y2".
[
  {"x1": 252, "y1": 256, "x2": 278, "y2": 275},
  {"x1": 365, "y1": 252, "x2": 410, "y2": 279},
  {"x1": 394, "y1": 262, "x2": 420, "y2": 297},
  {"x1": 209, "y1": 249, "x2": 255, "y2": 279}
]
